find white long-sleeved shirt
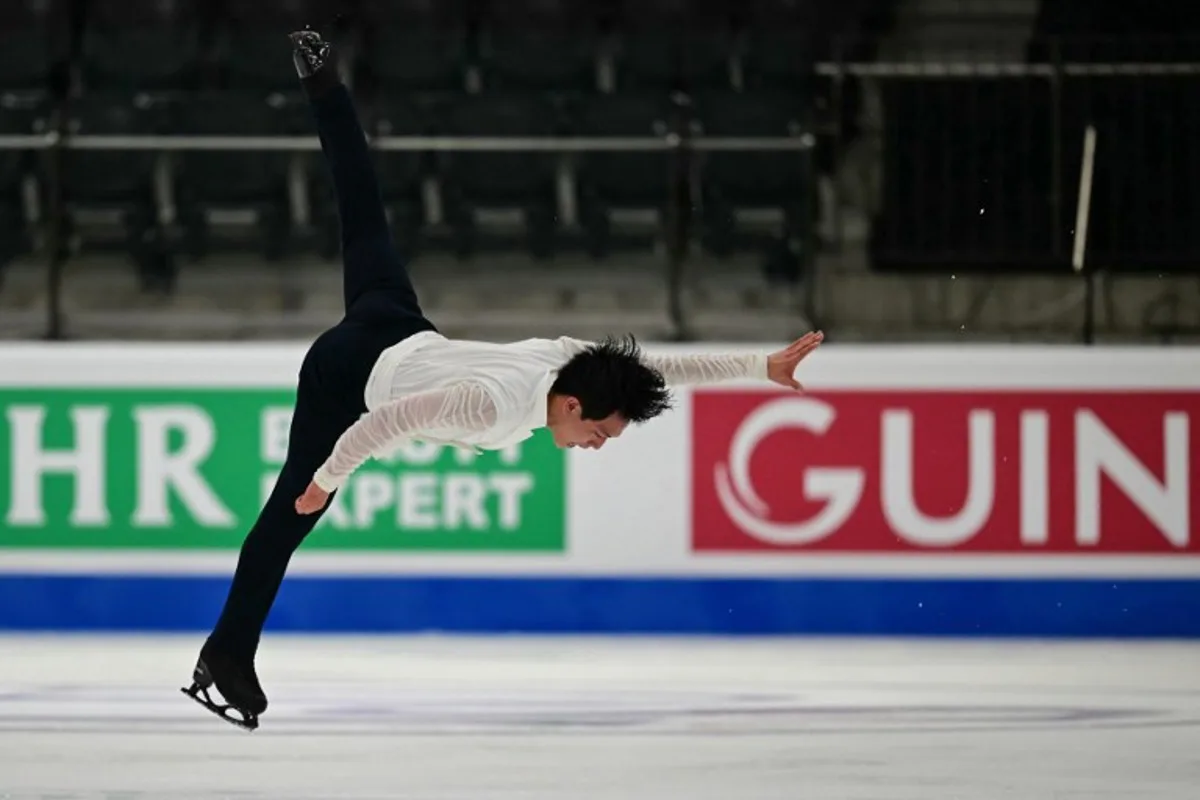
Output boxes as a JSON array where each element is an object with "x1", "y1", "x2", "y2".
[{"x1": 311, "y1": 330, "x2": 770, "y2": 492}]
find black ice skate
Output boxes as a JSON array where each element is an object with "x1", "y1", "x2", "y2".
[
  {"x1": 289, "y1": 28, "x2": 331, "y2": 79},
  {"x1": 180, "y1": 645, "x2": 267, "y2": 731}
]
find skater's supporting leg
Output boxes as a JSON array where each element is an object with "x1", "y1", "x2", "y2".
[
  {"x1": 205, "y1": 349, "x2": 359, "y2": 681},
  {"x1": 193, "y1": 459, "x2": 323, "y2": 719},
  {"x1": 206, "y1": 452, "x2": 329, "y2": 662},
  {"x1": 293, "y1": 31, "x2": 424, "y2": 317}
]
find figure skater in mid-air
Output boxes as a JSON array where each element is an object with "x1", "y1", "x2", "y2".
[{"x1": 182, "y1": 26, "x2": 824, "y2": 730}]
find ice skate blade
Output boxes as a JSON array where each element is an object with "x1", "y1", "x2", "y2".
[{"x1": 181, "y1": 683, "x2": 260, "y2": 731}]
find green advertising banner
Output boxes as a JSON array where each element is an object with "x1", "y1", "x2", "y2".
[{"x1": 0, "y1": 389, "x2": 565, "y2": 551}]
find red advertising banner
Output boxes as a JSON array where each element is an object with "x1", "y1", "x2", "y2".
[{"x1": 692, "y1": 391, "x2": 1198, "y2": 553}]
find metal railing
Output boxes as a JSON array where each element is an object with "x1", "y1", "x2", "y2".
[
  {"x1": 820, "y1": 56, "x2": 1200, "y2": 258},
  {"x1": 0, "y1": 122, "x2": 817, "y2": 340},
  {"x1": 6, "y1": 132, "x2": 811, "y2": 152}
]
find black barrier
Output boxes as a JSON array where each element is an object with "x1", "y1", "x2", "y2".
[{"x1": 819, "y1": 36, "x2": 1200, "y2": 343}]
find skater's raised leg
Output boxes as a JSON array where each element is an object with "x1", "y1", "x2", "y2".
[{"x1": 291, "y1": 29, "x2": 424, "y2": 319}]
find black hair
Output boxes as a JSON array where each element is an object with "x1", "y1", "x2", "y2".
[{"x1": 551, "y1": 334, "x2": 674, "y2": 423}]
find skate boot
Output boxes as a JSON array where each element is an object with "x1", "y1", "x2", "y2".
[
  {"x1": 289, "y1": 27, "x2": 332, "y2": 79},
  {"x1": 180, "y1": 641, "x2": 268, "y2": 731}
]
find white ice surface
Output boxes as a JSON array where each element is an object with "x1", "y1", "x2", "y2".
[{"x1": 0, "y1": 635, "x2": 1198, "y2": 799}]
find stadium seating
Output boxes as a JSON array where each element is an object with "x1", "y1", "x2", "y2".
[
  {"x1": 79, "y1": 0, "x2": 202, "y2": 95},
  {"x1": 475, "y1": 0, "x2": 601, "y2": 93},
  {"x1": 608, "y1": 0, "x2": 735, "y2": 92},
  {"x1": 168, "y1": 92, "x2": 296, "y2": 262},
  {"x1": 354, "y1": 0, "x2": 473, "y2": 94},
  {"x1": 571, "y1": 92, "x2": 684, "y2": 258},
  {"x1": 212, "y1": 0, "x2": 314, "y2": 95},
  {"x1": 0, "y1": 97, "x2": 48, "y2": 277},
  {"x1": 437, "y1": 93, "x2": 563, "y2": 259},
  {"x1": 691, "y1": 91, "x2": 816, "y2": 260},
  {"x1": 356, "y1": 25, "x2": 471, "y2": 95},
  {"x1": 0, "y1": 0, "x2": 68, "y2": 97},
  {"x1": 58, "y1": 93, "x2": 166, "y2": 280},
  {"x1": 0, "y1": 0, "x2": 889, "y2": 275}
]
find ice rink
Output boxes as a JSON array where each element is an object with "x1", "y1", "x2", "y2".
[{"x1": 0, "y1": 635, "x2": 1198, "y2": 799}]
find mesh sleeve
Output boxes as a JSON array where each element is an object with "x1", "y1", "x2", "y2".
[
  {"x1": 311, "y1": 382, "x2": 499, "y2": 492},
  {"x1": 640, "y1": 352, "x2": 768, "y2": 386},
  {"x1": 557, "y1": 336, "x2": 767, "y2": 386}
]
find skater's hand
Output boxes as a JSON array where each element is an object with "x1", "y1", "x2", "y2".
[
  {"x1": 295, "y1": 482, "x2": 330, "y2": 515},
  {"x1": 767, "y1": 331, "x2": 824, "y2": 391}
]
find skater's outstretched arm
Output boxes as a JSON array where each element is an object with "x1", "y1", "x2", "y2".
[
  {"x1": 299, "y1": 382, "x2": 499, "y2": 510},
  {"x1": 557, "y1": 331, "x2": 825, "y2": 390}
]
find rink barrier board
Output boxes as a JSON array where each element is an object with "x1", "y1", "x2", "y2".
[
  {"x1": 1, "y1": 574, "x2": 1199, "y2": 636},
  {"x1": 3, "y1": 344, "x2": 1200, "y2": 636}
]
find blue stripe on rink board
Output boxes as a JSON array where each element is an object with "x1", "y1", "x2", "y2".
[{"x1": 1, "y1": 575, "x2": 1199, "y2": 637}]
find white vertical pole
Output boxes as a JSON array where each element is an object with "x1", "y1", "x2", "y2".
[
  {"x1": 1073, "y1": 125, "x2": 1098, "y2": 344},
  {"x1": 1072, "y1": 124, "x2": 1097, "y2": 273}
]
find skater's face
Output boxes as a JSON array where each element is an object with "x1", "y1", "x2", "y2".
[{"x1": 548, "y1": 396, "x2": 628, "y2": 450}]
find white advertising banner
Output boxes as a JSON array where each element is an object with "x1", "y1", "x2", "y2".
[{"x1": 1, "y1": 343, "x2": 1198, "y2": 578}]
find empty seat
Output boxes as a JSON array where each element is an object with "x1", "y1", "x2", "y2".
[
  {"x1": 436, "y1": 94, "x2": 562, "y2": 258},
  {"x1": 356, "y1": 0, "x2": 470, "y2": 26},
  {"x1": 476, "y1": 0, "x2": 603, "y2": 92},
  {"x1": 738, "y1": 0, "x2": 879, "y2": 171},
  {"x1": 477, "y1": 30, "x2": 600, "y2": 93},
  {"x1": 59, "y1": 93, "x2": 172, "y2": 288},
  {"x1": 609, "y1": 0, "x2": 735, "y2": 92},
  {"x1": 612, "y1": 31, "x2": 734, "y2": 92},
  {"x1": 733, "y1": 0, "x2": 821, "y2": 30},
  {"x1": 210, "y1": 0, "x2": 313, "y2": 27},
  {"x1": 169, "y1": 92, "x2": 296, "y2": 261},
  {"x1": 212, "y1": 0, "x2": 312, "y2": 94},
  {"x1": 620, "y1": 0, "x2": 733, "y2": 27},
  {"x1": 354, "y1": 0, "x2": 472, "y2": 94},
  {"x1": 0, "y1": 0, "x2": 68, "y2": 96},
  {"x1": 357, "y1": 25, "x2": 471, "y2": 94},
  {"x1": 80, "y1": 0, "x2": 202, "y2": 94},
  {"x1": 0, "y1": 97, "x2": 49, "y2": 273},
  {"x1": 692, "y1": 91, "x2": 816, "y2": 259},
  {"x1": 739, "y1": 31, "x2": 820, "y2": 91},
  {"x1": 571, "y1": 93, "x2": 682, "y2": 257},
  {"x1": 478, "y1": 0, "x2": 590, "y2": 28}
]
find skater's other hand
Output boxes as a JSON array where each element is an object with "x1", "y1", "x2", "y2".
[
  {"x1": 767, "y1": 331, "x2": 824, "y2": 391},
  {"x1": 295, "y1": 482, "x2": 330, "y2": 515}
]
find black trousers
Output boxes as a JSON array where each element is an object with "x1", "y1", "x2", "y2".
[{"x1": 206, "y1": 79, "x2": 436, "y2": 662}]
